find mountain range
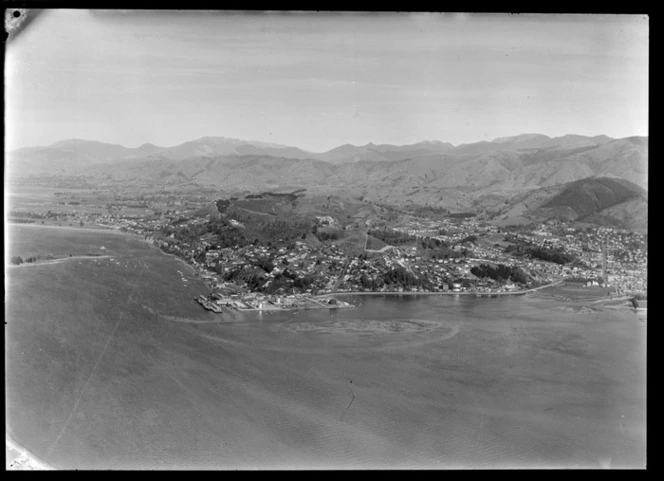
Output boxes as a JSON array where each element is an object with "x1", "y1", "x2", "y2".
[
  {"x1": 7, "y1": 133, "x2": 648, "y2": 230},
  {"x1": 7, "y1": 132, "x2": 631, "y2": 164}
]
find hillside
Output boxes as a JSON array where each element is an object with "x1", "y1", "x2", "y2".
[
  {"x1": 490, "y1": 177, "x2": 647, "y2": 232},
  {"x1": 539, "y1": 177, "x2": 646, "y2": 218}
]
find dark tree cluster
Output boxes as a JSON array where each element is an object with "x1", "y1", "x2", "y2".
[
  {"x1": 315, "y1": 228, "x2": 343, "y2": 242},
  {"x1": 255, "y1": 256, "x2": 275, "y2": 273},
  {"x1": 381, "y1": 265, "x2": 433, "y2": 290},
  {"x1": 215, "y1": 199, "x2": 231, "y2": 213},
  {"x1": 292, "y1": 274, "x2": 316, "y2": 290},
  {"x1": 420, "y1": 237, "x2": 445, "y2": 249},
  {"x1": 368, "y1": 228, "x2": 416, "y2": 245},
  {"x1": 358, "y1": 273, "x2": 384, "y2": 291},
  {"x1": 470, "y1": 263, "x2": 529, "y2": 284},
  {"x1": 458, "y1": 235, "x2": 478, "y2": 244},
  {"x1": 528, "y1": 247, "x2": 575, "y2": 265},
  {"x1": 193, "y1": 250, "x2": 207, "y2": 263},
  {"x1": 159, "y1": 217, "x2": 250, "y2": 250},
  {"x1": 220, "y1": 263, "x2": 321, "y2": 295},
  {"x1": 263, "y1": 192, "x2": 298, "y2": 202},
  {"x1": 505, "y1": 240, "x2": 575, "y2": 265},
  {"x1": 259, "y1": 219, "x2": 311, "y2": 242}
]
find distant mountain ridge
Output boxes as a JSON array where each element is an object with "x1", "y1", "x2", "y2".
[
  {"x1": 7, "y1": 132, "x2": 648, "y2": 231},
  {"x1": 6, "y1": 136, "x2": 316, "y2": 175},
  {"x1": 71, "y1": 135, "x2": 646, "y2": 190},
  {"x1": 10, "y1": 132, "x2": 636, "y2": 164},
  {"x1": 8, "y1": 133, "x2": 647, "y2": 190}
]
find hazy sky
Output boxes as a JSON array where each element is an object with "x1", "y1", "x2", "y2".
[{"x1": 5, "y1": 10, "x2": 649, "y2": 152}]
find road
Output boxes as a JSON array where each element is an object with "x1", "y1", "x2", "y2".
[
  {"x1": 331, "y1": 257, "x2": 351, "y2": 292},
  {"x1": 317, "y1": 279, "x2": 566, "y2": 298}
]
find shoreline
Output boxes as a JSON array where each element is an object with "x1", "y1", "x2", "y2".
[
  {"x1": 7, "y1": 221, "x2": 120, "y2": 233},
  {"x1": 235, "y1": 303, "x2": 355, "y2": 312},
  {"x1": 315, "y1": 280, "x2": 566, "y2": 299},
  {"x1": 7, "y1": 255, "x2": 114, "y2": 268},
  {"x1": 11, "y1": 224, "x2": 639, "y2": 308}
]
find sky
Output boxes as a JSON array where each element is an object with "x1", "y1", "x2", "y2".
[{"x1": 5, "y1": 10, "x2": 649, "y2": 152}]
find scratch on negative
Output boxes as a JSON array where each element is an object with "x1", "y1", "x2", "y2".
[
  {"x1": 46, "y1": 315, "x2": 123, "y2": 458},
  {"x1": 476, "y1": 410, "x2": 485, "y2": 448},
  {"x1": 340, "y1": 386, "x2": 355, "y2": 421}
]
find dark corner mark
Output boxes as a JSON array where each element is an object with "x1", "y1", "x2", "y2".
[{"x1": 4, "y1": 9, "x2": 43, "y2": 44}]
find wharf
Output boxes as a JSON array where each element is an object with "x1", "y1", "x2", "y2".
[
  {"x1": 195, "y1": 295, "x2": 223, "y2": 313},
  {"x1": 196, "y1": 293, "x2": 354, "y2": 313}
]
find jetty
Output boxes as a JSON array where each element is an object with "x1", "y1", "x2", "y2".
[
  {"x1": 195, "y1": 292, "x2": 353, "y2": 312},
  {"x1": 195, "y1": 295, "x2": 223, "y2": 313}
]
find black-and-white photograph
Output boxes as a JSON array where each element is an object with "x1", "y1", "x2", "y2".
[{"x1": 5, "y1": 10, "x2": 647, "y2": 470}]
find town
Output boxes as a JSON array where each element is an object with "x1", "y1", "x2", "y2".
[{"x1": 8, "y1": 186, "x2": 647, "y2": 312}]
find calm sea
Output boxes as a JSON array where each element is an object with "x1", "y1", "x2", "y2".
[{"x1": 6, "y1": 225, "x2": 647, "y2": 469}]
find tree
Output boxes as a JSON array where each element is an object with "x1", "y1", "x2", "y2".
[
  {"x1": 256, "y1": 257, "x2": 275, "y2": 273},
  {"x1": 510, "y1": 267, "x2": 529, "y2": 285},
  {"x1": 529, "y1": 247, "x2": 575, "y2": 265},
  {"x1": 10, "y1": 256, "x2": 23, "y2": 265}
]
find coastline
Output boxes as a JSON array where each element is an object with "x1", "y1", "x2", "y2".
[
  {"x1": 315, "y1": 280, "x2": 566, "y2": 299},
  {"x1": 7, "y1": 221, "x2": 119, "y2": 233},
  {"x1": 7, "y1": 255, "x2": 114, "y2": 268},
  {"x1": 12, "y1": 225, "x2": 636, "y2": 309}
]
